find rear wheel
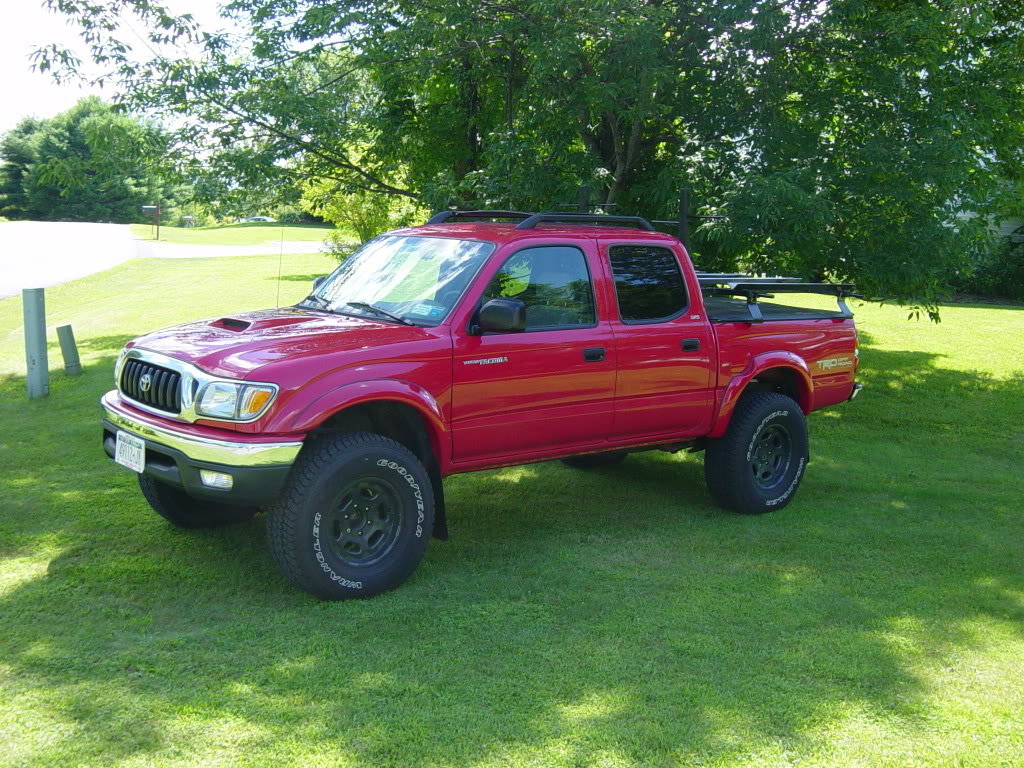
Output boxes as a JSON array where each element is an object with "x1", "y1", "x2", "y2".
[
  {"x1": 703, "y1": 391, "x2": 808, "y2": 514},
  {"x1": 561, "y1": 451, "x2": 628, "y2": 470},
  {"x1": 266, "y1": 432, "x2": 434, "y2": 600},
  {"x1": 138, "y1": 475, "x2": 258, "y2": 528}
]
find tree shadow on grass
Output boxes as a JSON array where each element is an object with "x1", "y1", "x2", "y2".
[
  {"x1": 70, "y1": 333, "x2": 138, "y2": 352},
  {"x1": 1, "y1": 347, "x2": 1022, "y2": 766},
  {"x1": 272, "y1": 272, "x2": 331, "y2": 283}
]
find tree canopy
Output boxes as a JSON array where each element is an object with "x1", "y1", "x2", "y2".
[
  {"x1": 0, "y1": 97, "x2": 171, "y2": 223},
  {"x1": 36, "y1": 1, "x2": 1024, "y2": 311}
]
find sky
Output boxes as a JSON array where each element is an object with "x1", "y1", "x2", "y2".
[
  {"x1": 0, "y1": 1, "x2": 226, "y2": 135},
  {"x1": 0, "y1": 3, "x2": 104, "y2": 134}
]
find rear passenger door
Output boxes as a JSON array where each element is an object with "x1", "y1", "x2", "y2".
[
  {"x1": 451, "y1": 243, "x2": 616, "y2": 462},
  {"x1": 604, "y1": 243, "x2": 715, "y2": 439}
]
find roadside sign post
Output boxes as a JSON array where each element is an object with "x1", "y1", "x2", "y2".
[{"x1": 22, "y1": 288, "x2": 48, "y2": 400}]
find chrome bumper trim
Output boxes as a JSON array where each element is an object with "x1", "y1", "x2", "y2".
[
  {"x1": 103, "y1": 399, "x2": 302, "y2": 467},
  {"x1": 848, "y1": 382, "x2": 863, "y2": 401}
]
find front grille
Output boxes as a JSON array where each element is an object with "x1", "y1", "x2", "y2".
[{"x1": 121, "y1": 359, "x2": 182, "y2": 414}]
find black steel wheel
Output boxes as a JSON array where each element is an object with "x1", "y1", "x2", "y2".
[
  {"x1": 750, "y1": 423, "x2": 792, "y2": 491},
  {"x1": 266, "y1": 432, "x2": 434, "y2": 600},
  {"x1": 325, "y1": 479, "x2": 403, "y2": 567},
  {"x1": 703, "y1": 391, "x2": 808, "y2": 514}
]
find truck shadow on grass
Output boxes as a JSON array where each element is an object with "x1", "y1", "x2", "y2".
[{"x1": 1, "y1": 345, "x2": 1022, "y2": 766}]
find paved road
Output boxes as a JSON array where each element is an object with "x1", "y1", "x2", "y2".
[
  {"x1": 0, "y1": 221, "x2": 327, "y2": 298},
  {"x1": 0, "y1": 222, "x2": 137, "y2": 299}
]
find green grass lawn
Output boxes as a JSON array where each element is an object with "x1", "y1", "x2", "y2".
[
  {"x1": 130, "y1": 222, "x2": 334, "y2": 246},
  {"x1": 1, "y1": 256, "x2": 1022, "y2": 767}
]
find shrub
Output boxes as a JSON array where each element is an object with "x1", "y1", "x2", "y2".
[
  {"x1": 301, "y1": 180, "x2": 424, "y2": 263},
  {"x1": 955, "y1": 239, "x2": 1024, "y2": 301}
]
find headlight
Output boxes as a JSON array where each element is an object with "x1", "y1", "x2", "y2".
[
  {"x1": 114, "y1": 347, "x2": 130, "y2": 385},
  {"x1": 196, "y1": 382, "x2": 277, "y2": 421}
]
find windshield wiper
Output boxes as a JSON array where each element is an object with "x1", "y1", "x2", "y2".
[
  {"x1": 345, "y1": 302, "x2": 413, "y2": 326},
  {"x1": 300, "y1": 293, "x2": 332, "y2": 310}
]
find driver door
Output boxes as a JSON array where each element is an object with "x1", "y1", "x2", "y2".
[{"x1": 450, "y1": 243, "x2": 616, "y2": 463}]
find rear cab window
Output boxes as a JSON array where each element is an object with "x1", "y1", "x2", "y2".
[{"x1": 607, "y1": 244, "x2": 688, "y2": 323}]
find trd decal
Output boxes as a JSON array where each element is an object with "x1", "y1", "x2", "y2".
[{"x1": 817, "y1": 356, "x2": 854, "y2": 371}]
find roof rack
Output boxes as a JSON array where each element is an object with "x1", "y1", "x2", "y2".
[
  {"x1": 697, "y1": 275, "x2": 861, "y2": 322},
  {"x1": 425, "y1": 210, "x2": 533, "y2": 225},
  {"x1": 515, "y1": 213, "x2": 655, "y2": 231},
  {"x1": 696, "y1": 272, "x2": 805, "y2": 287}
]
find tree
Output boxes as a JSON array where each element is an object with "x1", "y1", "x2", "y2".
[
  {"x1": 0, "y1": 118, "x2": 44, "y2": 219},
  {"x1": 36, "y1": 1, "x2": 1024, "y2": 312},
  {"x1": 0, "y1": 97, "x2": 174, "y2": 222}
]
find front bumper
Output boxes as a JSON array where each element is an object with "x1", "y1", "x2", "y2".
[{"x1": 101, "y1": 392, "x2": 303, "y2": 506}]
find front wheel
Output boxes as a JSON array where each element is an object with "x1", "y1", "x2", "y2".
[
  {"x1": 703, "y1": 391, "x2": 809, "y2": 514},
  {"x1": 266, "y1": 432, "x2": 434, "y2": 600}
]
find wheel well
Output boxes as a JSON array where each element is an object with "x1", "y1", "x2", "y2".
[
  {"x1": 310, "y1": 401, "x2": 448, "y2": 540},
  {"x1": 746, "y1": 367, "x2": 808, "y2": 410}
]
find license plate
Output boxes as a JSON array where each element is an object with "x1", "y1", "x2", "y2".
[{"x1": 114, "y1": 430, "x2": 146, "y2": 473}]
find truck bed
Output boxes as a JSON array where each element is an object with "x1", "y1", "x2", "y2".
[{"x1": 704, "y1": 296, "x2": 847, "y2": 323}]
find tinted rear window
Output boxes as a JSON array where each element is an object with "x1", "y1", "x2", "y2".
[{"x1": 608, "y1": 245, "x2": 687, "y2": 322}]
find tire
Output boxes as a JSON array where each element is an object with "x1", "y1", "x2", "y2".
[
  {"x1": 703, "y1": 391, "x2": 809, "y2": 515},
  {"x1": 561, "y1": 451, "x2": 628, "y2": 469},
  {"x1": 266, "y1": 432, "x2": 434, "y2": 600},
  {"x1": 138, "y1": 474, "x2": 258, "y2": 528}
]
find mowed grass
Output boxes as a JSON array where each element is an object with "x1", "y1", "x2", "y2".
[
  {"x1": 130, "y1": 222, "x2": 333, "y2": 246},
  {"x1": 1, "y1": 255, "x2": 1023, "y2": 768}
]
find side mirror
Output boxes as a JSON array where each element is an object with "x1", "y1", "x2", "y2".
[
  {"x1": 477, "y1": 298, "x2": 526, "y2": 333},
  {"x1": 313, "y1": 276, "x2": 327, "y2": 290}
]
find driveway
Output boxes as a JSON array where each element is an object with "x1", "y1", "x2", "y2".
[
  {"x1": 0, "y1": 222, "x2": 328, "y2": 298},
  {"x1": 0, "y1": 221, "x2": 137, "y2": 299},
  {"x1": 135, "y1": 240, "x2": 324, "y2": 259}
]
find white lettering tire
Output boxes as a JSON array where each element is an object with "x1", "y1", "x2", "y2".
[
  {"x1": 266, "y1": 432, "x2": 434, "y2": 600},
  {"x1": 703, "y1": 391, "x2": 809, "y2": 515}
]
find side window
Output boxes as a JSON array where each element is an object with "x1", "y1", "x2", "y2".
[
  {"x1": 609, "y1": 245, "x2": 688, "y2": 323},
  {"x1": 483, "y1": 246, "x2": 596, "y2": 330}
]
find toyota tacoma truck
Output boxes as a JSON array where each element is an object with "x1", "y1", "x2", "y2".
[{"x1": 102, "y1": 209, "x2": 861, "y2": 600}]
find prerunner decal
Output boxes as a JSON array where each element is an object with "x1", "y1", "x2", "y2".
[{"x1": 463, "y1": 356, "x2": 509, "y2": 366}]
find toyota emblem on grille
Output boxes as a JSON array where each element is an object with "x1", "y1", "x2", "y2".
[{"x1": 139, "y1": 373, "x2": 152, "y2": 393}]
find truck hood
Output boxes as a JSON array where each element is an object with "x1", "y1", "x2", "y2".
[{"x1": 131, "y1": 307, "x2": 437, "y2": 379}]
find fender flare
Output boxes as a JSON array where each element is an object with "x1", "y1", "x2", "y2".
[
  {"x1": 708, "y1": 352, "x2": 813, "y2": 438},
  {"x1": 288, "y1": 379, "x2": 450, "y2": 470}
]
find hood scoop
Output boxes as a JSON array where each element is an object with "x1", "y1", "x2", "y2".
[{"x1": 211, "y1": 317, "x2": 252, "y2": 332}]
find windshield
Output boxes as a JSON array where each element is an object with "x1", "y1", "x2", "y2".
[{"x1": 301, "y1": 235, "x2": 495, "y2": 326}]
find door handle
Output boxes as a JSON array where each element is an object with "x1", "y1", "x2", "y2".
[
  {"x1": 681, "y1": 338, "x2": 701, "y2": 351},
  {"x1": 583, "y1": 347, "x2": 606, "y2": 362}
]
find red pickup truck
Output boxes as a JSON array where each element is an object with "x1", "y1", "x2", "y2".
[{"x1": 102, "y1": 210, "x2": 861, "y2": 599}]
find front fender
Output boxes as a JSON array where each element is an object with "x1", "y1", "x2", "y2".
[
  {"x1": 708, "y1": 352, "x2": 813, "y2": 438},
  {"x1": 286, "y1": 378, "x2": 450, "y2": 468}
]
